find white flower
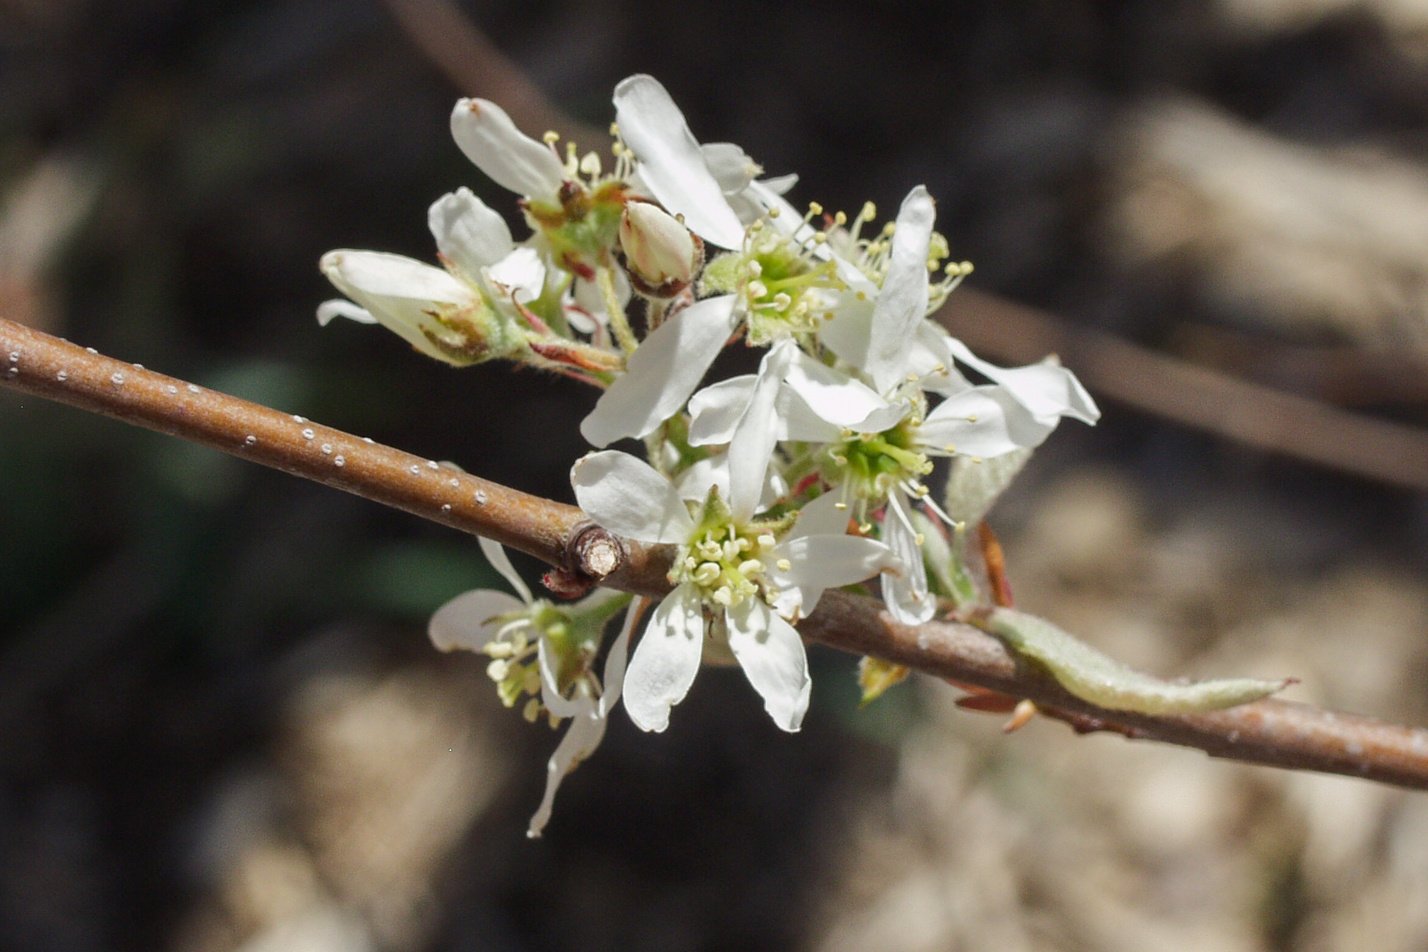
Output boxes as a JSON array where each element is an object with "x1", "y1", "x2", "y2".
[
  {"x1": 613, "y1": 74, "x2": 751, "y2": 250},
  {"x1": 449, "y1": 97, "x2": 566, "y2": 202},
  {"x1": 318, "y1": 188, "x2": 541, "y2": 366},
  {"x1": 571, "y1": 449, "x2": 896, "y2": 732},
  {"x1": 428, "y1": 537, "x2": 633, "y2": 837},
  {"x1": 683, "y1": 186, "x2": 1100, "y2": 623}
]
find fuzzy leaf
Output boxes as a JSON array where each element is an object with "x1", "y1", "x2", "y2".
[
  {"x1": 983, "y1": 607, "x2": 1289, "y2": 714},
  {"x1": 943, "y1": 447, "x2": 1033, "y2": 529}
]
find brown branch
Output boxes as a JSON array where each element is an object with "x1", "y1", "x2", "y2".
[
  {"x1": 947, "y1": 289, "x2": 1428, "y2": 493},
  {"x1": 4, "y1": 316, "x2": 1428, "y2": 789}
]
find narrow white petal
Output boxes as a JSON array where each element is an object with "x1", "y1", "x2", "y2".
[
  {"x1": 320, "y1": 250, "x2": 481, "y2": 361},
  {"x1": 579, "y1": 294, "x2": 737, "y2": 446},
  {"x1": 920, "y1": 386, "x2": 1054, "y2": 457},
  {"x1": 477, "y1": 536, "x2": 532, "y2": 605},
  {"x1": 700, "y1": 141, "x2": 761, "y2": 195},
  {"x1": 818, "y1": 294, "x2": 874, "y2": 370},
  {"x1": 598, "y1": 599, "x2": 643, "y2": 717},
  {"x1": 450, "y1": 98, "x2": 565, "y2": 198},
  {"x1": 783, "y1": 348, "x2": 890, "y2": 427},
  {"x1": 727, "y1": 340, "x2": 793, "y2": 521},
  {"x1": 537, "y1": 636, "x2": 585, "y2": 719},
  {"x1": 527, "y1": 698, "x2": 606, "y2": 838},
  {"x1": 428, "y1": 187, "x2": 514, "y2": 280},
  {"x1": 316, "y1": 299, "x2": 377, "y2": 326},
  {"x1": 946, "y1": 338, "x2": 1100, "y2": 425},
  {"x1": 866, "y1": 186, "x2": 936, "y2": 393},
  {"x1": 484, "y1": 246, "x2": 545, "y2": 304},
  {"x1": 623, "y1": 584, "x2": 706, "y2": 732},
  {"x1": 881, "y1": 492, "x2": 935, "y2": 625},
  {"x1": 674, "y1": 454, "x2": 731, "y2": 504},
  {"x1": 321, "y1": 249, "x2": 470, "y2": 304},
  {"x1": 571, "y1": 451, "x2": 692, "y2": 543},
  {"x1": 427, "y1": 589, "x2": 526, "y2": 652},
  {"x1": 725, "y1": 600, "x2": 811, "y2": 732},
  {"x1": 687, "y1": 375, "x2": 757, "y2": 446},
  {"x1": 789, "y1": 489, "x2": 850, "y2": 538},
  {"x1": 613, "y1": 75, "x2": 746, "y2": 249},
  {"x1": 772, "y1": 535, "x2": 895, "y2": 592}
]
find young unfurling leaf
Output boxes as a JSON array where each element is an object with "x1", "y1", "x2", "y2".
[{"x1": 978, "y1": 606, "x2": 1290, "y2": 715}]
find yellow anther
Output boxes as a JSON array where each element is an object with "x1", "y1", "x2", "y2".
[
  {"x1": 776, "y1": 558, "x2": 792, "y2": 572},
  {"x1": 542, "y1": 130, "x2": 560, "y2": 145}
]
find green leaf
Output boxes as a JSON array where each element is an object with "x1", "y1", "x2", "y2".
[{"x1": 981, "y1": 607, "x2": 1289, "y2": 714}]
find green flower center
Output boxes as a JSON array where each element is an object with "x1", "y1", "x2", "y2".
[
  {"x1": 674, "y1": 519, "x2": 779, "y2": 610},
  {"x1": 827, "y1": 417, "x2": 932, "y2": 503},
  {"x1": 703, "y1": 219, "x2": 844, "y2": 346}
]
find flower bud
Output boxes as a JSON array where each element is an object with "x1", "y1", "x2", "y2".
[
  {"x1": 617, "y1": 201, "x2": 702, "y2": 298},
  {"x1": 319, "y1": 250, "x2": 527, "y2": 366}
]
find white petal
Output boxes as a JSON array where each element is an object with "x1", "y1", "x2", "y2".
[
  {"x1": 322, "y1": 249, "x2": 470, "y2": 303},
  {"x1": 484, "y1": 246, "x2": 545, "y2": 304},
  {"x1": 427, "y1": 589, "x2": 526, "y2": 652},
  {"x1": 727, "y1": 340, "x2": 793, "y2": 521},
  {"x1": 866, "y1": 186, "x2": 936, "y2": 393},
  {"x1": 819, "y1": 294, "x2": 875, "y2": 370},
  {"x1": 579, "y1": 294, "x2": 736, "y2": 446},
  {"x1": 537, "y1": 635, "x2": 586, "y2": 719},
  {"x1": 674, "y1": 453, "x2": 731, "y2": 503},
  {"x1": 700, "y1": 141, "x2": 761, "y2": 195},
  {"x1": 790, "y1": 489, "x2": 850, "y2": 538},
  {"x1": 725, "y1": 599, "x2": 810, "y2": 732},
  {"x1": 477, "y1": 536, "x2": 532, "y2": 605},
  {"x1": 320, "y1": 250, "x2": 478, "y2": 361},
  {"x1": 527, "y1": 696, "x2": 605, "y2": 838},
  {"x1": 905, "y1": 322, "x2": 971, "y2": 394},
  {"x1": 316, "y1": 299, "x2": 377, "y2": 326},
  {"x1": 427, "y1": 187, "x2": 514, "y2": 280},
  {"x1": 687, "y1": 374, "x2": 757, "y2": 445},
  {"x1": 571, "y1": 450, "x2": 693, "y2": 543},
  {"x1": 623, "y1": 583, "x2": 706, "y2": 732},
  {"x1": 598, "y1": 599, "x2": 643, "y2": 717},
  {"x1": 920, "y1": 385, "x2": 1054, "y2": 457},
  {"x1": 881, "y1": 492, "x2": 935, "y2": 625},
  {"x1": 450, "y1": 98, "x2": 565, "y2": 198},
  {"x1": 771, "y1": 535, "x2": 894, "y2": 598},
  {"x1": 946, "y1": 338, "x2": 1100, "y2": 425},
  {"x1": 783, "y1": 348, "x2": 891, "y2": 428},
  {"x1": 613, "y1": 75, "x2": 746, "y2": 249}
]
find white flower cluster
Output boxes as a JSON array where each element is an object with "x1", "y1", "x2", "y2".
[{"x1": 319, "y1": 75, "x2": 1099, "y2": 835}]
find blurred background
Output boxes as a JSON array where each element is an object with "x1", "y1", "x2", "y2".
[{"x1": 3, "y1": 1, "x2": 1428, "y2": 949}]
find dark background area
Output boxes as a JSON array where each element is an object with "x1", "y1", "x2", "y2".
[{"x1": 3, "y1": 1, "x2": 1427, "y2": 950}]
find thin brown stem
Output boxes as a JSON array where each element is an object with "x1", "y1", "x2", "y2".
[{"x1": 4, "y1": 316, "x2": 1427, "y2": 789}]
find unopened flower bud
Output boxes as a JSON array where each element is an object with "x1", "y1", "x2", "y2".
[
  {"x1": 618, "y1": 201, "x2": 702, "y2": 298},
  {"x1": 319, "y1": 250, "x2": 528, "y2": 367}
]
